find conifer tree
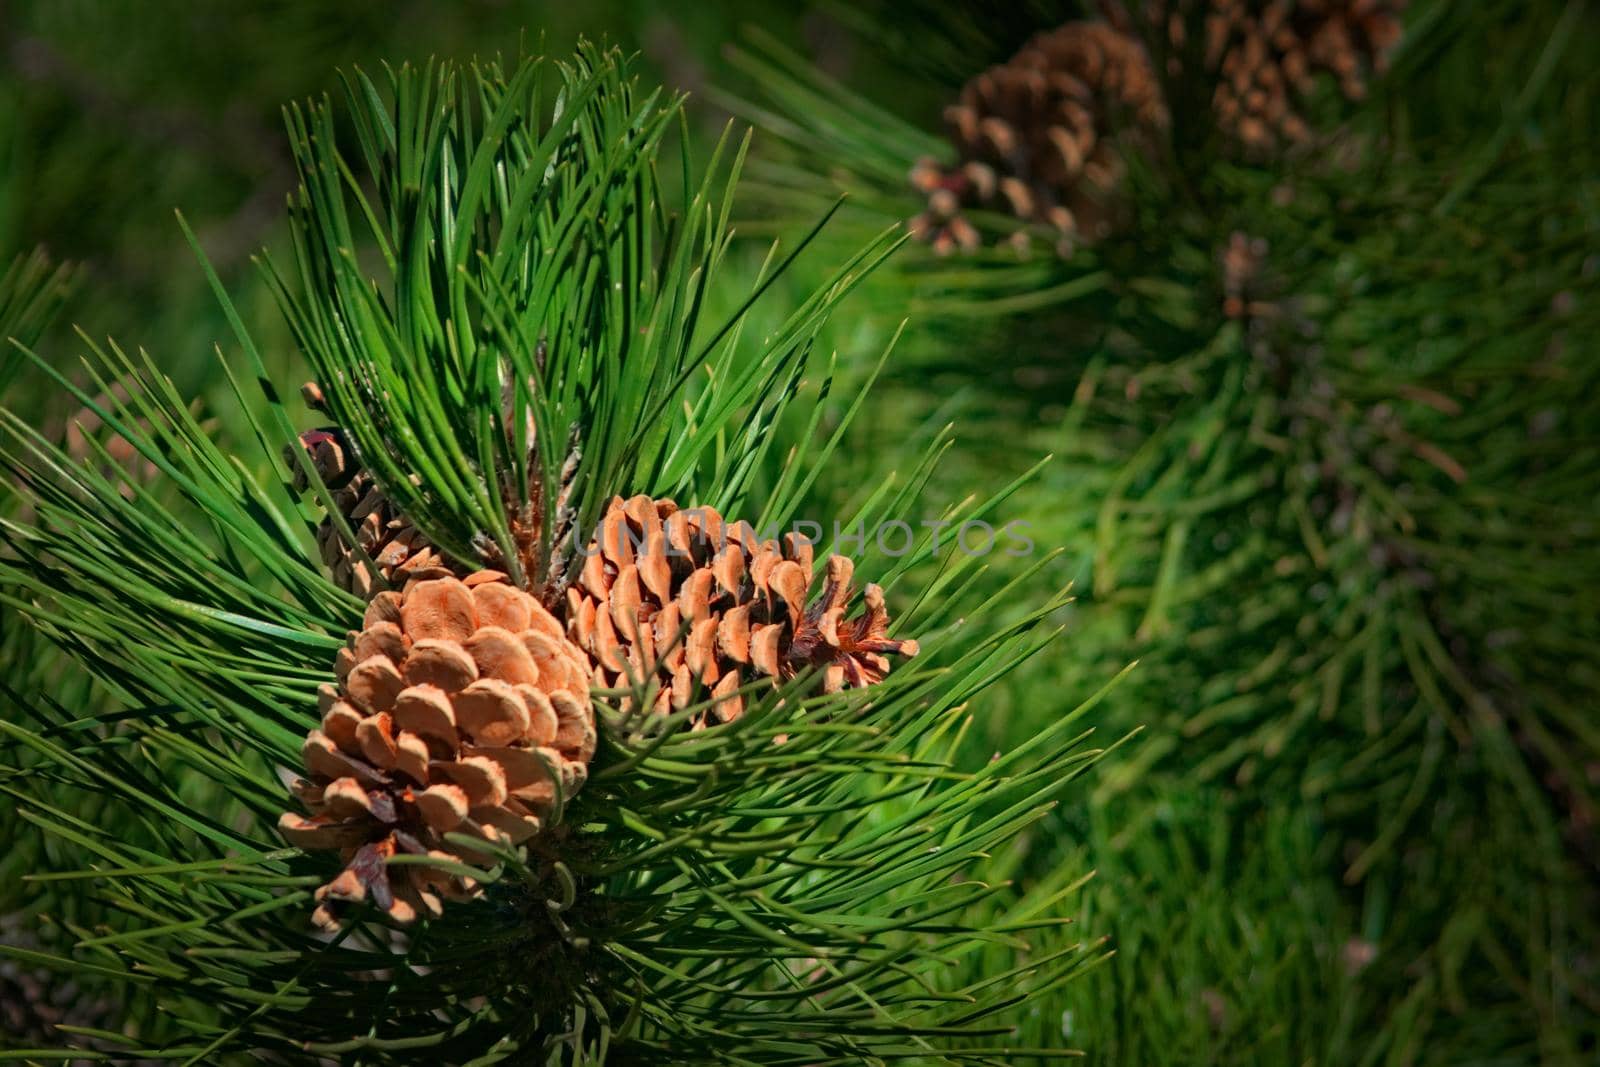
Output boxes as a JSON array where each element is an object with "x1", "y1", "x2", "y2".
[
  {"x1": 725, "y1": 0, "x2": 1599, "y2": 1059},
  {"x1": 0, "y1": 47, "x2": 1122, "y2": 1062}
]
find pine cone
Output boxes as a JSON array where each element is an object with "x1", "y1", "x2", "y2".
[
  {"x1": 1201, "y1": 0, "x2": 1406, "y2": 154},
  {"x1": 567, "y1": 495, "x2": 919, "y2": 728},
  {"x1": 61, "y1": 379, "x2": 161, "y2": 486},
  {"x1": 1, "y1": 914, "x2": 132, "y2": 1056},
  {"x1": 279, "y1": 572, "x2": 598, "y2": 929},
  {"x1": 1221, "y1": 230, "x2": 1271, "y2": 320},
  {"x1": 285, "y1": 425, "x2": 460, "y2": 600},
  {"x1": 911, "y1": 21, "x2": 1167, "y2": 257}
]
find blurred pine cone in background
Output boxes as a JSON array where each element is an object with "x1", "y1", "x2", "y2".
[
  {"x1": 1220, "y1": 230, "x2": 1271, "y2": 320},
  {"x1": 911, "y1": 20, "x2": 1167, "y2": 256},
  {"x1": 1, "y1": 913, "x2": 144, "y2": 1059},
  {"x1": 1135, "y1": 0, "x2": 1407, "y2": 154}
]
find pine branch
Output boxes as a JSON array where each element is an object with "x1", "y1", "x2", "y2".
[
  {"x1": 716, "y1": 1, "x2": 1600, "y2": 1058},
  {"x1": 0, "y1": 45, "x2": 1115, "y2": 1063}
]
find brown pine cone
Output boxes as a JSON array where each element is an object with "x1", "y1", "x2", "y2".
[
  {"x1": 1, "y1": 914, "x2": 138, "y2": 1058},
  {"x1": 911, "y1": 20, "x2": 1167, "y2": 257},
  {"x1": 279, "y1": 572, "x2": 597, "y2": 929},
  {"x1": 1221, "y1": 230, "x2": 1271, "y2": 320},
  {"x1": 1198, "y1": 0, "x2": 1406, "y2": 154},
  {"x1": 566, "y1": 495, "x2": 919, "y2": 728},
  {"x1": 61, "y1": 379, "x2": 161, "y2": 486},
  {"x1": 285, "y1": 425, "x2": 460, "y2": 600}
]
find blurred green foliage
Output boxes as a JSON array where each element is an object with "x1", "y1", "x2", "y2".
[
  {"x1": 2, "y1": 0, "x2": 1597, "y2": 1062},
  {"x1": 717, "y1": 0, "x2": 1600, "y2": 1062}
]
